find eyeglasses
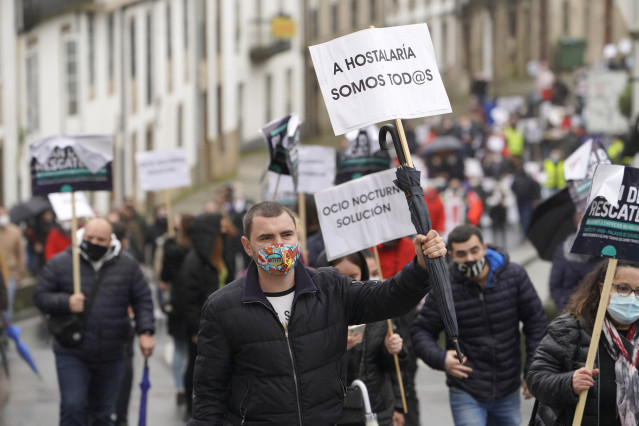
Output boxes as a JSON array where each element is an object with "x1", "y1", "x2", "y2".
[{"x1": 611, "y1": 283, "x2": 639, "y2": 299}]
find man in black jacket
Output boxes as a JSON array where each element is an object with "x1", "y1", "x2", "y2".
[
  {"x1": 33, "y1": 218, "x2": 155, "y2": 426},
  {"x1": 187, "y1": 201, "x2": 446, "y2": 425},
  {"x1": 412, "y1": 224, "x2": 547, "y2": 426}
]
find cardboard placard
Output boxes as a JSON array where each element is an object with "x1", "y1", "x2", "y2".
[
  {"x1": 309, "y1": 24, "x2": 451, "y2": 135},
  {"x1": 314, "y1": 169, "x2": 414, "y2": 260},
  {"x1": 135, "y1": 148, "x2": 191, "y2": 191}
]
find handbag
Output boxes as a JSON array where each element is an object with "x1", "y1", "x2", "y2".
[
  {"x1": 338, "y1": 333, "x2": 368, "y2": 424},
  {"x1": 47, "y1": 270, "x2": 104, "y2": 348},
  {"x1": 47, "y1": 313, "x2": 84, "y2": 348}
]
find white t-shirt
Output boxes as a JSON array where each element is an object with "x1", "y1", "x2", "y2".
[{"x1": 265, "y1": 287, "x2": 295, "y2": 329}]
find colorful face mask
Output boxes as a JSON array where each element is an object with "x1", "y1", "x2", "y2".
[{"x1": 250, "y1": 242, "x2": 300, "y2": 275}]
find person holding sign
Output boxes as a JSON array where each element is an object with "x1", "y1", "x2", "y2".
[
  {"x1": 187, "y1": 201, "x2": 446, "y2": 426},
  {"x1": 412, "y1": 225, "x2": 547, "y2": 426},
  {"x1": 527, "y1": 259, "x2": 639, "y2": 425},
  {"x1": 33, "y1": 218, "x2": 155, "y2": 426}
]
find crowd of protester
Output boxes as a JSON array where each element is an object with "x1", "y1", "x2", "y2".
[{"x1": 1, "y1": 61, "x2": 638, "y2": 425}]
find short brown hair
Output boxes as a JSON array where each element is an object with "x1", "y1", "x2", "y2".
[{"x1": 243, "y1": 202, "x2": 296, "y2": 238}]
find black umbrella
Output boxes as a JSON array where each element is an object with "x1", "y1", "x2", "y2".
[
  {"x1": 419, "y1": 135, "x2": 466, "y2": 156},
  {"x1": 526, "y1": 188, "x2": 576, "y2": 261},
  {"x1": 9, "y1": 197, "x2": 51, "y2": 224},
  {"x1": 379, "y1": 124, "x2": 463, "y2": 363}
]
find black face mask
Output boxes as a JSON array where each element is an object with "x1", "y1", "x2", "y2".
[{"x1": 80, "y1": 240, "x2": 109, "y2": 261}]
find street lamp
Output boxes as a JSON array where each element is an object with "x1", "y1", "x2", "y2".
[{"x1": 616, "y1": 0, "x2": 639, "y2": 120}]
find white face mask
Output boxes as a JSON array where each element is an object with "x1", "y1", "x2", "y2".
[
  {"x1": 0, "y1": 215, "x2": 10, "y2": 227},
  {"x1": 60, "y1": 222, "x2": 72, "y2": 233},
  {"x1": 369, "y1": 276, "x2": 380, "y2": 281}
]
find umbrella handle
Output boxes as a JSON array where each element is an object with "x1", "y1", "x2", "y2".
[{"x1": 379, "y1": 124, "x2": 408, "y2": 167}]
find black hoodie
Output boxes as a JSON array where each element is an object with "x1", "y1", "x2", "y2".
[{"x1": 181, "y1": 213, "x2": 222, "y2": 336}]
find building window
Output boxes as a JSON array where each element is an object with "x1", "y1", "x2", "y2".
[
  {"x1": 235, "y1": 1, "x2": 241, "y2": 52},
  {"x1": 166, "y1": 2, "x2": 172, "y2": 60},
  {"x1": 177, "y1": 104, "x2": 183, "y2": 147},
  {"x1": 286, "y1": 68, "x2": 292, "y2": 113},
  {"x1": 107, "y1": 14, "x2": 115, "y2": 92},
  {"x1": 87, "y1": 14, "x2": 95, "y2": 90},
  {"x1": 331, "y1": 3, "x2": 338, "y2": 34},
  {"x1": 146, "y1": 11, "x2": 153, "y2": 105},
  {"x1": 351, "y1": 0, "x2": 357, "y2": 29},
  {"x1": 311, "y1": 8, "x2": 318, "y2": 39},
  {"x1": 562, "y1": 0, "x2": 570, "y2": 35},
  {"x1": 237, "y1": 82, "x2": 244, "y2": 144},
  {"x1": 26, "y1": 52, "x2": 39, "y2": 132},
  {"x1": 184, "y1": 0, "x2": 189, "y2": 50},
  {"x1": 216, "y1": 0, "x2": 222, "y2": 54},
  {"x1": 265, "y1": 74, "x2": 272, "y2": 123},
  {"x1": 217, "y1": 84, "x2": 225, "y2": 152},
  {"x1": 65, "y1": 38, "x2": 79, "y2": 116},
  {"x1": 130, "y1": 19, "x2": 136, "y2": 79}
]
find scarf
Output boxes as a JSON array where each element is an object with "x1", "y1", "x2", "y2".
[{"x1": 602, "y1": 318, "x2": 639, "y2": 425}]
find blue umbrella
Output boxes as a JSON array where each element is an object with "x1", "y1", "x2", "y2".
[
  {"x1": 6, "y1": 324, "x2": 40, "y2": 378},
  {"x1": 138, "y1": 358, "x2": 150, "y2": 426}
]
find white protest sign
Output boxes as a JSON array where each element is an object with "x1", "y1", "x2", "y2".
[
  {"x1": 135, "y1": 149, "x2": 191, "y2": 191},
  {"x1": 265, "y1": 171, "x2": 296, "y2": 204},
  {"x1": 314, "y1": 169, "x2": 414, "y2": 260},
  {"x1": 297, "y1": 146, "x2": 336, "y2": 194},
  {"x1": 309, "y1": 24, "x2": 451, "y2": 135},
  {"x1": 48, "y1": 192, "x2": 95, "y2": 221},
  {"x1": 586, "y1": 72, "x2": 628, "y2": 135}
]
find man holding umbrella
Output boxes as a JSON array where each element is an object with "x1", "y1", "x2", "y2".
[
  {"x1": 412, "y1": 224, "x2": 547, "y2": 426},
  {"x1": 187, "y1": 201, "x2": 446, "y2": 425},
  {"x1": 33, "y1": 217, "x2": 155, "y2": 426}
]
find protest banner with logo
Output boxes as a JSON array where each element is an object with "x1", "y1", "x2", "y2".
[
  {"x1": 48, "y1": 192, "x2": 95, "y2": 221},
  {"x1": 297, "y1": 146, "x2": 336, "y2": 194},
  {"x1": 30, "y1": 135, "x2": 113, "y2": 195},
  {"x1": 314, "y1": 169, "x2": 414, "y2": 260},
  {"x1": 135, "y1": 148, "x2": 191, "y2": 191},
  {"x1": 569, "y1": 163, "x2": 639, "y2": 424},
  {"x1": 564, "y1": 139, "x2": 611, "y2": 212},
  {"x1": 309, "y1": 24, "x2": 451, "y2": 135},
  {"x1": 335, "y1": 125, "x2": 391, "y2": 185},
  {"x1": 571, "y1": 164, "x2": 639, "y2": 261},
  {"x1": 260, "y1": 114, "x2": 301, "y2": 182}
]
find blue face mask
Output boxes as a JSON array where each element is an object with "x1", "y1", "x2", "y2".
[{"x1": 607, "y1": 292, "x2": 639, "y2": 325}]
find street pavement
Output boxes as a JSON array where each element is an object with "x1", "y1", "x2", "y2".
[{"x1": 0, "y1": 148, "x2": 552, "y2": 425}]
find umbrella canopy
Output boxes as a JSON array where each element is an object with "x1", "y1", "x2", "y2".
[
  {"x1": 9, "y1": 197, "x2": 51, "y2": 224},
  {"x1": 379, "y1": 125, "x2": 463, "y2": 363},
  {"x1": 526, "y1": 188, "x2": 576, "y2": 261},
  {"x1": 6, "y1": 325, "x2": 39, "y2": 377},
  {"x1": 419, "y1": 135, "x2": 466, "y2": 156},
  {"x1": 138, "y1": 359, "x2": 151, "y2": 426}
]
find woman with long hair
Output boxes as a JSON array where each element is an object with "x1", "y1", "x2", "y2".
[{"x1": 527, "y1": 259, "x2": 639, "y2": 425}]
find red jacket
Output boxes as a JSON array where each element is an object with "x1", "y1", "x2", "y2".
[
  {"x1": 44, "y1": 228, "x2": 72, "y2": 261},
  {"x1": 376, "y1": 237, "x2": 415, "y2": 279}
]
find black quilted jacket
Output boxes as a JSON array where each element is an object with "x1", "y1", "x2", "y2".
[
  {"x1": 526, "y1": 314, "x2": 601, "y2": 426},
  {"x1": 188, "y1": 258, "x2": 431, "y2": 426},
  {"x1": 33, "y1": 246, "x2": 155, "y2": 361},
  {"x1": 412, "y1": 247, "x2": 547, "y2": 401}
]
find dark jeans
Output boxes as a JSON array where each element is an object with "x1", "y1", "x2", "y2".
[{"x1": 55, "y1": 352, "x2": 125, "y2": 426}]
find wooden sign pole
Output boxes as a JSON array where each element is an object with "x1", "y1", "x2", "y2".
[
  {"x1": 297, "y1": 192, "x2": 307, "y2": 262},
  {"x1": 70, "y1": 191, "x2": 81, "y2": 294},
  {"x1": 164, "y1": 190, "x2": 175, "y2": 238},
  {"x1": 372, "y1": 245, "x2": 408, "y2": 414},
  {"x1": 572, "y1": 258, "x2": 618, "y2": 426}
]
